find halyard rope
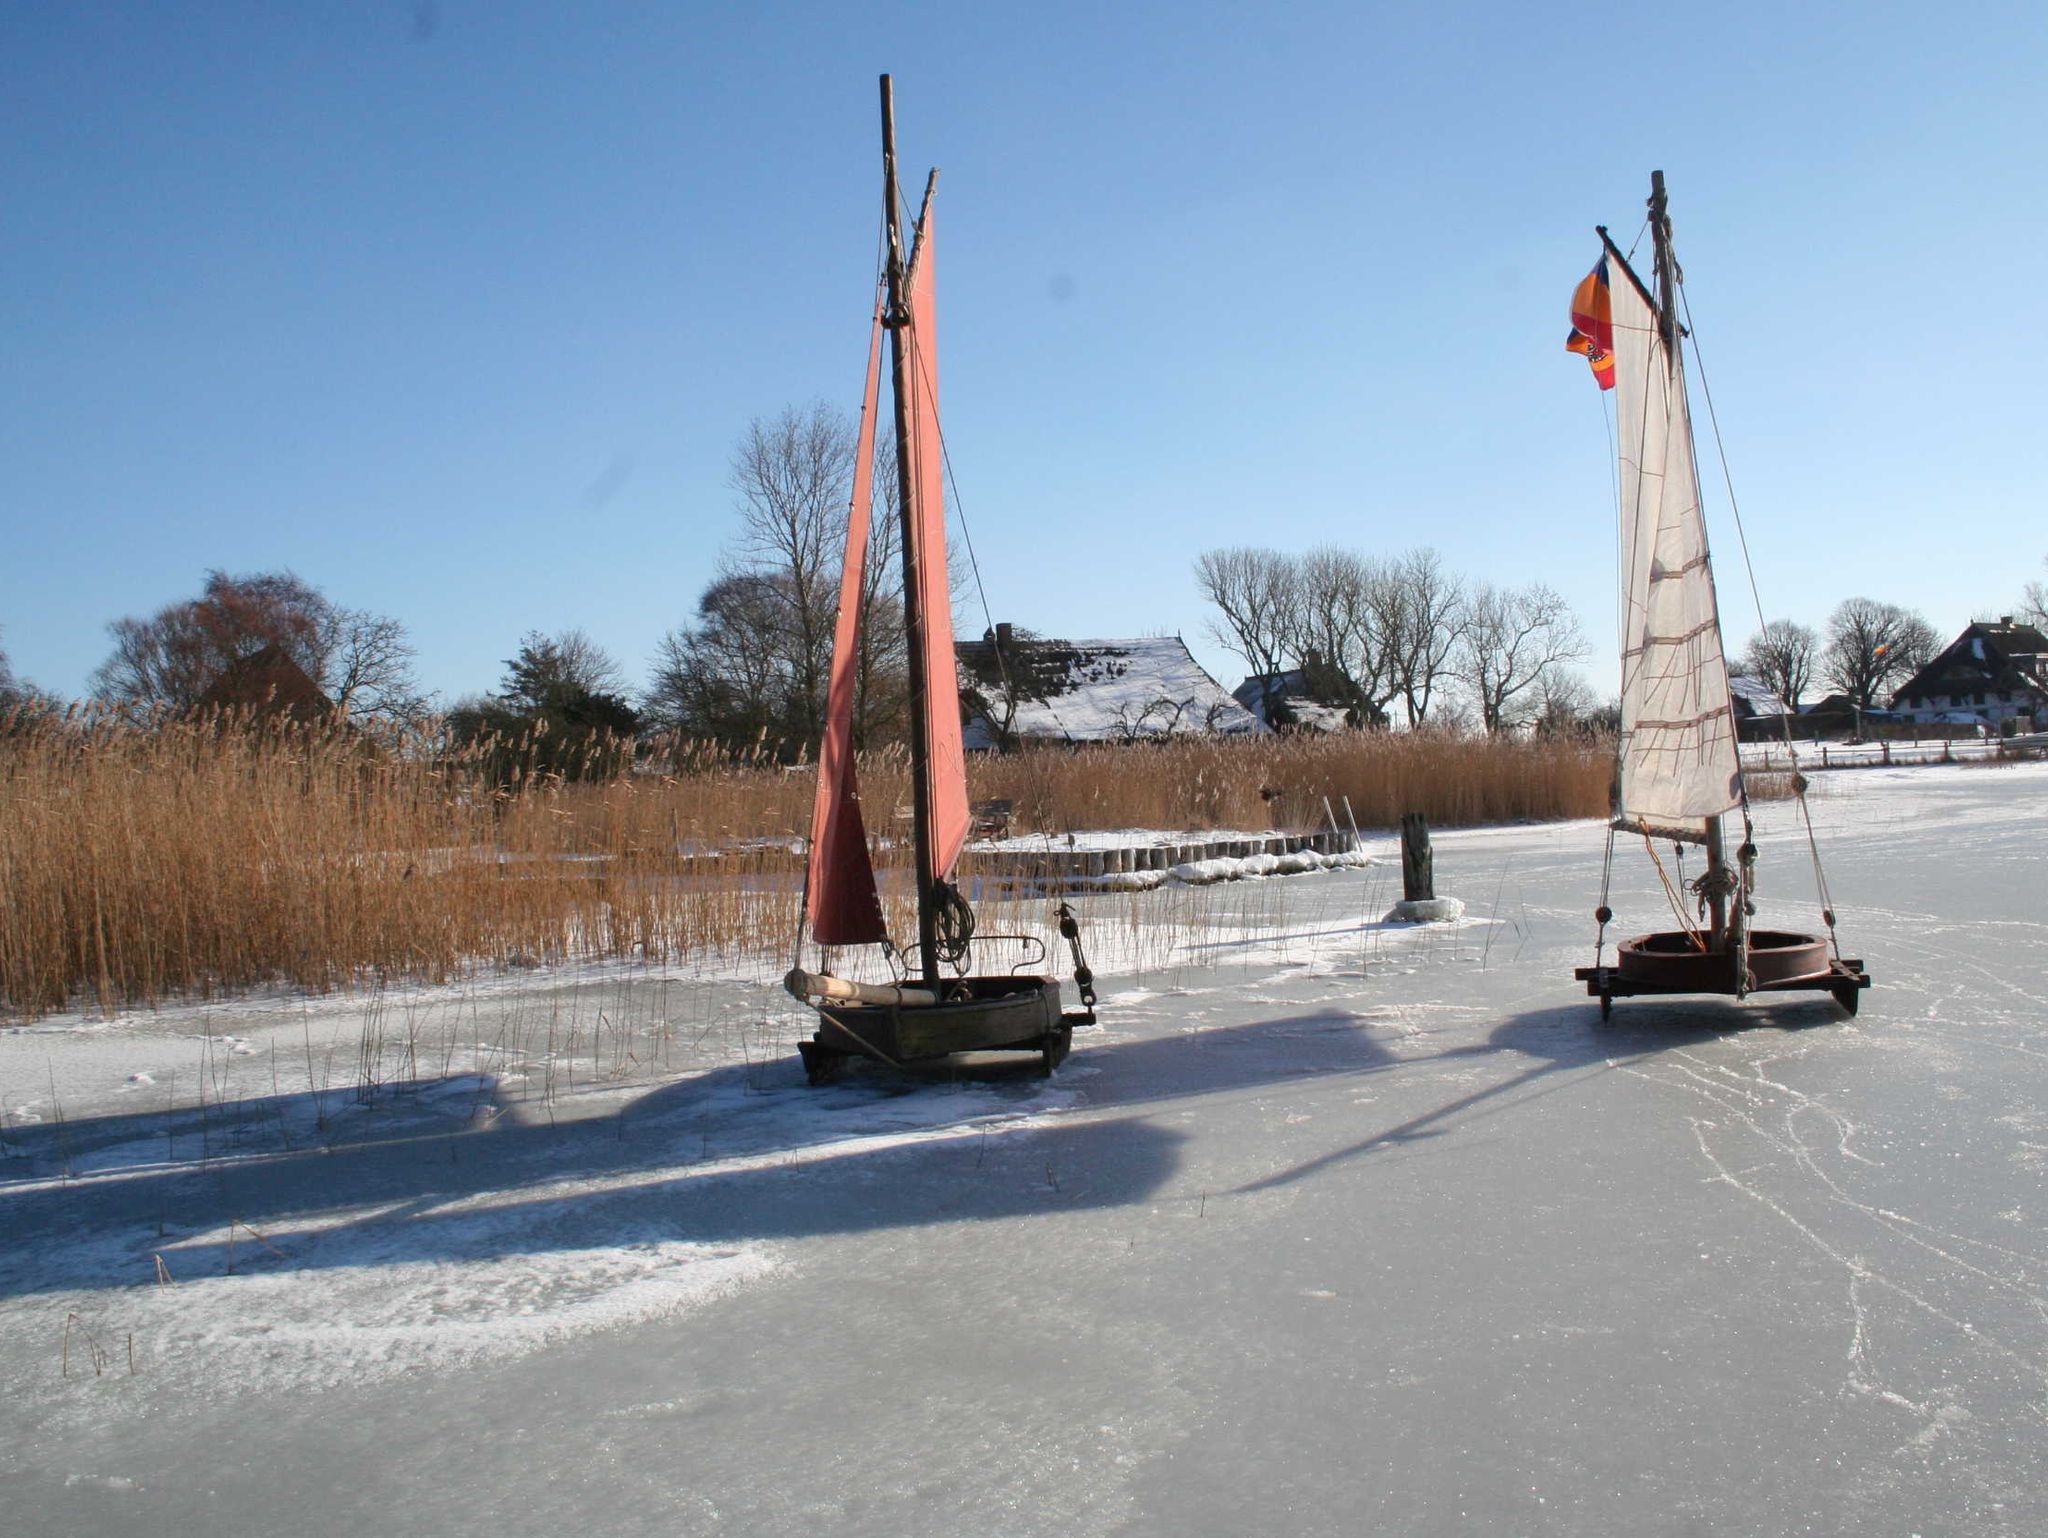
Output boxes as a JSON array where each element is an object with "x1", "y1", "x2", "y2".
[{"x1": 1678, "y1": 279, "x2": 1843, "y2": 958}]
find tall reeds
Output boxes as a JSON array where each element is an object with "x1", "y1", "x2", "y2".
[
  {"x1": 0, "y1": 712, "x2": 1606, "y2": 1019},
  {"x1": 969, "y1": 729, "x2": 1609, "y2": 834}
]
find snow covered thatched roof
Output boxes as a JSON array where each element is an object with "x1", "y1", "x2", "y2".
[
  {"x1": 1231, "y1": 665, "x2": 1383, "y2": 732},
  {"x1": 957, "y1": 632, "x2": 1261, "y2": 749},
  {"x1": 1726, "y1": 674, "x2": 1792, "y2": 719}
]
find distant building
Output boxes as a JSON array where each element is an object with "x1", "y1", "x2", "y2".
[
  {"x1": 1798, "y1": 693, "x2": 1900, "y2": 739},
  {"x1": 1890, "y1": 618, "x2": 2047, "y2": 729},
  {"x1": 191, "y1": 644, "x2": 336, "y2": 724},
  {"x1": 957, "y1": 626, "x2": 1260, "y2": 749},
  {"x1": 1232, "y1": 653, "x2": 1387, "y2": 733},
  {"x1": 1727, "y1": 674, "x2": 1794, "y2": 742}
]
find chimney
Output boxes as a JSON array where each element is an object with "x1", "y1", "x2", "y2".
[
  {"x1": 995, "y1": 622, "x2": 1014, "y2": 651},
  {"x1": 2000, "y1": 615, "x2": 2014, "y2": 627}
]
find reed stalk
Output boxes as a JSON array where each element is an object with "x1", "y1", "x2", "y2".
[{"x1": 0, "y1": 711, "x2": 1608, "y2": 1019}]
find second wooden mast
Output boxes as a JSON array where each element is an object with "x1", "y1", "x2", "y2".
[{"x1": 879, "y1": 73, "x2": 945, "y2": 989}]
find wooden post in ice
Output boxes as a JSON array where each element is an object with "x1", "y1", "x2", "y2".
[
  {"x1": 1384, "y1": 811, "x2": 1462, "y2": 924},
  {"x1": 1399, "y1": 813, "x2": 1434, "y2": 902}
]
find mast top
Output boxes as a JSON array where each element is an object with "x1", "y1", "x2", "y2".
[{"x1": 1647, "y1": 170, "x2": 1680, "y2": 354}]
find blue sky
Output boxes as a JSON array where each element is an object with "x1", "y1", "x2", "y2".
[{"x1": 4, "y1": 1, "x2": 2044, "y2": 705}]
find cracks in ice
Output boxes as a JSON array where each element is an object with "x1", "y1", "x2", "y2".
[
  {"x1": 1685, "y1": 1115, "x2": 2044, "y2": 1430},
  {"x1": 1681, "y1": 1091, "x2": 2048, "y2": 1446},
  {"x1": 1631, "y1": 1047, "x2": 2047, "y2": 1283}
]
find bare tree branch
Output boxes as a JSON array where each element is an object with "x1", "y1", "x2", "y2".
[
  {"x1": 91, "y1": 570, "x2": 421, "y2": 720},
  {"x1": 1821, "y1": 598, "x2": 1938, "y2": 710},
  {"x1": 729, "y1": 402, "x2": 858, "y2": 745},
  {"x1": 1382, "y1": 549, "x2": 1466, "y2": 726},
  {"x1": 1456, "y1": 582, "x2": 1588, "y2": 732},
  {"x1": 1194, "y1": 547, "x2": 1298, "y2": 715},
  {"x1": 1740, "y1": 619, "x2": 1817, "y2": 712}
]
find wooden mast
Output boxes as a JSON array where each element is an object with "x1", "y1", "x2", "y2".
[
  {"x1": 1648, "y1": 169, "x2": 1731, "y2": 954},
  {"x1": 879, "y1": 74, "x2": 942, "y2": 989}
]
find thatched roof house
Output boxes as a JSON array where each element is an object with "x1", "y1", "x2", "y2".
[
  {"x1": 957, "y1": 626, "x2": 1260, "y2": 749},
  {"x1": 192, "y1": 644, "x2": 336, "y2": 724}
]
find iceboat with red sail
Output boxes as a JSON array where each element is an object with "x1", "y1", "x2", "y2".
[{"x1": 783, "y1": 76, "x2": 1097, "y2": 1084}]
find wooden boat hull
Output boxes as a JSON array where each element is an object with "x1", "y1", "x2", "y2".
[
  {"x1": 1620, "y1": 929, "x2": 1829, "y2": 988},
  {"x1": 1576, "y1": 931, "x2": 1870, "y2": 1019},
  {"x1": 798, "y1": 974, "x2": 1073, "y2": 1083}
]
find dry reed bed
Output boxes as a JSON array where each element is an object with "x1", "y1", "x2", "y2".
[{"x1": 0, "y1": 716, "x2": 1607, "y2": 1019}]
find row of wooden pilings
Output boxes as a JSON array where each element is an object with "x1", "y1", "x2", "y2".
[{"x1": 962, "y1": 827, "x2": 1360, "y2": 883}]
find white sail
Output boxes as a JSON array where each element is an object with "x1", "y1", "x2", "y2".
[{"x1": 1609, "y1": 256, "x2": 1741, "y2": 842}]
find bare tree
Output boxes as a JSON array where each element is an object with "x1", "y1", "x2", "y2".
[
  {"x1": 1381, "y1": 548, "x2": 1466, "y2": 726},
  {"x1": 1109, "y1": 696, "x2": 1201, "y2": 741},
  {"x1": 328, "y1": 609, "x2": 427, "y2": 721},
  {"x1": 2019, "y1": 557, "x2": 2047, "y2": 630},
  {"x1": 1457, "y1": 582, "x2": 1588, "y2": 732},
  {"x1": 0, "y1": 630, "x2": 18, "y2": 708},
  {"x1": 92, "y1": 570, "x2": 422, "y2": 720},
  {"x1": 1295, "y1": 547, "x2": 1398, "y2": 720},
  {"x1": 1194, "y1": 547, "x2": 1299, "y2": 716},
  {"x1": 1821, "y1": 598, "x2": 1939, "y2": 711},
  {"x1": 1740, "y1": 619, "x2": 1818, "y2": 713},
  {"x1": 730, "y1": 402, "x2": 859, "y2": 745},
  {"x1": 1531, "y1": 667, "x2": 1599, "y2": 738},
  {"x1": 651, "y1": 416, "x2": 909, "y2": 754},
  {"x1": 499, "y1": 628, "x2": 628, "y2": 714},
  {"x1": 645, "y1": 578, "x2": 793, "y2": 744},
  {"x1": 852, "y1": 446, "x2": 909, "y2": 744}
]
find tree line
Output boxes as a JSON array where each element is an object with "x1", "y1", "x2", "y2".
[
  {"x1": 1733, "y1": 576, "x2": 2048, "y2": 717},
  {"x1": 6, "y1": 410, "x2": 2043, "y2": 764},
  {"x1": 1197, "y1": 549, "x2": 2048, "y2": 735},
  {"x1": 1195, "y1": 546, "x2": 1592, "y2": 734},
  {"x1": 1, "y1": 402, "x2": 917, "y2": 776}
]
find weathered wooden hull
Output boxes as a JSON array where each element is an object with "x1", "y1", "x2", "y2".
[
  {"x1": 798, "y1": 974, "x2": 1072, "y2": 1082},
  {"x1": 1576, "y1": 930, "x2": 1870, "y2": 1018}
]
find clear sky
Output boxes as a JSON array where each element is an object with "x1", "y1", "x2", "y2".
[{"x1": 4, "y1": 1, "x2": 2043, "y2": 706}]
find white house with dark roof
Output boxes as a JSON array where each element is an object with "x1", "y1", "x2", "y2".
[{"x1": 1889, "y1": 618, "x2": 2047, "y2": 727}]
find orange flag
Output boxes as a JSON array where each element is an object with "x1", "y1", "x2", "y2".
[{"x1": 1566, "y1": 257, "x2": 1616, "y2": 390}]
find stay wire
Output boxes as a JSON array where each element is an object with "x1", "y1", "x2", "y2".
[
  {"x1": 899, "y1": 297, "x2": 1099, "y2": 957},
  {"x1": 901, "y1": 318, "x2": 1083, "y2": 747},
  {"x1": 1677, "y1": 279, "x2": 1842, "y2": 955},
  {"x1": 1594, "y1": 824, "x2": 1617, "y2": 968}
]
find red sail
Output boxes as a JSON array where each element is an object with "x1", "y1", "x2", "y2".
[
  {"x1": 903, "y1": 211, "x2": 972, "y2": 883},
  {"x1": 803, "y1": 301, "x2": 888, "y2": 945}
]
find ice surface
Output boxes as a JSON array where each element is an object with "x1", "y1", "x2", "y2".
[{"x1": 4, "y1": 764, "x2": 2046, "y2": 1535}]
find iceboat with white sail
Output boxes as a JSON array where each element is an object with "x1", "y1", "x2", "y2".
[{"x1": 1568, "y1": 174, "x2": 1870, "y2": 1019}]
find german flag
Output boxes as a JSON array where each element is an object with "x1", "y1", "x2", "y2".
[{"x1": 1566, "y1": 257, "x2": 1615, "y2": 390}]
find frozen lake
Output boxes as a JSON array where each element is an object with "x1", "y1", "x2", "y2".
[{"x1": 4, "y1": 763, "x2": 2044, "y2": 1535}]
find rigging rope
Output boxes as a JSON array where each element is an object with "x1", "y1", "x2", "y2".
[
  {"x1": 1593, "y1": 823, "x2": 1617, "y2": 969},
  {"x1": 930, "y1": 878, "x2": 976, "y2": 969},
  {"x1": 897, "y1": 324, "x2": 1086, "y2": 745},
  {"x1": 1642, "y1": 834, "x2": 1705, "y2": 946},
  {"x1": 1677, "y1": 280, "x2": 1844, "y2": 958},
  {"x1": 886, "y1": 200, "x2": 1105, "y2": 1002}
]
